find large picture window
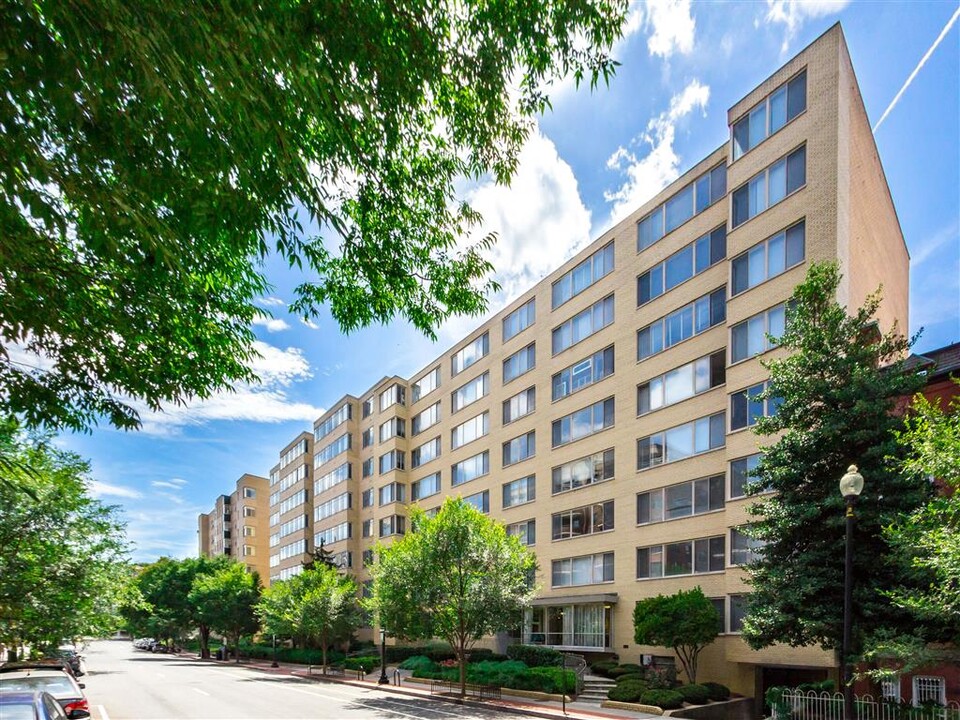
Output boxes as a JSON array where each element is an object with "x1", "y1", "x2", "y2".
[
  {"x1": 732, "y1": 70, "x2": 807, "y2": 160},
  {"x1": 637, "y1": 413, "x2": 725, "y2": 470},
  {"x1": 731, "y1": 221, "x2": 805, "y2": 295}
]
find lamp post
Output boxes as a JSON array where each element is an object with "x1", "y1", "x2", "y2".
[
  {"x1": 377, "y1": 628, "x2": 389, "y2": 685},
  {"x1": 840, "y1": 464, "x2": 864, "y2": 720},
  {"x1": 271, "y1": 633, "x2": 278, "y2": 668}
]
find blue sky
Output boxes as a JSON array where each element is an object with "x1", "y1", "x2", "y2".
[{"x1": 66, "y1": 0, "x2": 960, "y2": 562}]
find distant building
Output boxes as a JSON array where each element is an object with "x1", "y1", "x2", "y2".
[{"x1": 197, "y1": 473, "x2": 270, "y2": 582}]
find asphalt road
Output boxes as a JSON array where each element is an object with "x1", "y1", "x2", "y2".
[{"x1": 81, "y1": 640, "x2": 524, "y2": 720}]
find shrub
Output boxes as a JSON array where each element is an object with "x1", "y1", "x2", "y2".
[
  {"x1": 343, "y1": 656, "x2": 379, "y2": 671},
  {"x1": 506, "y1": 644, "x2": 563, "y2": 668},
  {"x1": 398, "y1": 655, "x2": 436, "y2": 672},
  {"x1": 640, "y1": 689, "x2": 685, "y2": 710},
  {"x1": 608, "y1": 680, "x2": 647, "y2": 703},
  {"x1": 703, "y1": 682, "x2": 731, "y2": 701},
  {"x1": 615, "y1": 673, "x2": 646, "y2": 684},
  {"x1": 608, "y1": 666, "x2": 640, "y2": 679},
  {"x1": 677, "y1": 684, "x2": 711, "y2": 704},
  {"x1": 618, "y1": 663, "x2": 643, "y2": 672},
  {"x1": 527, "y1": 667, "x2": 577, "y2": 694},
  {"x1": 590, "y1": 660, "x2": 618, "y2": 677},
  {"x1": 642, "y1": 665, "x2": 677, "y2": 689}
]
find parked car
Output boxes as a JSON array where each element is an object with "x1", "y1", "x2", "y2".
[
  {"x1": 0, "y1": 661, "x2": 78, "y2": 680},
  {"x1": 0, "y1": 669, "x2": 89, "y2": 718},
  {"x1": 0, "y1": 690, "x2": 84, "y2": 720},
  {"x1": 51, "y1": 648, "x2": 82, "y2": 677}
]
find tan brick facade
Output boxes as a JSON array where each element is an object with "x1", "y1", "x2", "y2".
[{"x1": 198, "y1": 473, "x2": 270, "y2": 582}]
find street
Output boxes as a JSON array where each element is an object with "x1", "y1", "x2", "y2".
[{"x1": 82, "y1": 640, "x2": 522, "y2": 719}]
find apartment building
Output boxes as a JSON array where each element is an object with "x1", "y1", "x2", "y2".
[
  {"x1": 198, "y1": 473, "x2": 271, "y2": 580},
  {"x1": 260, "y1": 24, "x2": 908, "y2": 698}
]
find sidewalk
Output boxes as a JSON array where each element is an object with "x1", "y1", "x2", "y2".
[{"x1": 178, "y1": 653, "x2": 660, "y2": 720}]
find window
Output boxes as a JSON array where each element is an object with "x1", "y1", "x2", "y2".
[
  {"x1": 880, "y1": 679, "x2": 901, "y2": 703},
  {"x1": 315, "y1": 493, "x2": 350, "y2": 522},
  {"x1": 638, "y1": 351, "x2": 726, "y2": 415},
  {"x1": 278, "y1": 463, "x2": 308, "y2": 492},
  {"x1": 452, "y1": 333, "x2": 489, "y2": 376},
  {"x1": 412, "y1": 367, "x2": 440, "y2": 402},
  {"x1": 503, "y1": 343, "x2": 536, "y2": 383},
  {"x1": 464, "y1": 489, "x2": 490, "y2": 514},
  {"x1": 362, "y1": 427, "x2": 374, "y2": 448},
  {"x1": 243, "y1": 487, "x2": 256, "y2": 498},
  {"x1": 711, "y1": 598, "x2": 727, "y2": 633},
  {"x1": 730, "y1": 454, "x2": 764, "y2": 499},
  {"x1": 552, "y1": 295, "x2": 614, "y2": 355},
  {"x1": 315, "y1": 403, "x2": 352, "y2": 441},
  {"x1": 379, "y1": 450, "x2": 405, "y2": 474},
  {"x1": 731, "y1": 146, "x2": 806, "y2": 227},
  {"x1": 503, "y1": 431, "x2": 536, "y2": 466},
  {"x1": 270, "y1": 469, "x2": 279, "y2": 486},
  {"x1": 270, "y1": 534, "x2": 280, "y2": 549},
  {"x1": 379, "y1": 417, "x2": 406, "y2": 442},
  {"x1": 243, "y1": 525, "x2": 255, "y2": 537},
  {"x1": 279, "y1": 515, "x2": 307, "y2": 538},
  {"x1": 552, "y1": 242, "x2": 615, "y2": 309},
  {"x1": 503, "y1": 386, "x2": 536, "y2": 425},
  {"x1": 502, "y1": 475, "x2": 536, "y2": 508},
  {"x1": 279, "y1": 490, "x2": 307, "y2": 515},
  {"x1": 243, "y1": 545, "x2": 256, "y2": 557},
  {"x1": 552, "y1": 449, "x2": 614, "y2": 494},
  {"x1": 729, "y1": 595, "x2": 748, "y2": 633},
  {"x1": 730, "y1": 381, "x2": 781, "y2": 430},
  {"x1": 243, "y1": 506, "x2": 255, "y2": 517},
  {"x1": 452, "y1": 372, "x2": 489, "y2": 413},
  {"x1": 379, "y1": 383, "x2": 405, "y2": 411},
  {"x1": 362, "y1": 398, "x2": 373, "y2": 418},
  {"x1": 412, "y1": 402, "x2": 441, "y2": 434},
  {"x1": 551, "y1": 552, "x2": 614, "y2": 587},
  {"x1": 412, "y1": 472, "x2": 441, "y2": 501},
  {"x1": 638, "y1": 226, "x2": 727, "y2": 305},
  {"x1": 506, "y1": 520, "x2": 536, "y2": 546},
  {"x1": 637, "y1": 412, "x2": 726, "y2": 470},
  {"x1": 362, "y1": 549, "x2": 374, "y2": 567},
  {"x1": 279, "y1": 438, "x2": 308, "y2": 469},
  {"x1": 452, "y1": 412, "x2": 489, "y2": 450},
  {"x1": 361, "y1": 489, "x2": 374, "y2": 508},
  {"x1": 638, "y1": 288, "x2": 726, "y2": 360},
  {"x1": 315, "y1": 522, "x2": 351, "y2": 546},
  {"x1": 730, "y1": 303, "x2": 786, "y2": 363},
  {"x1": 732, "y1": 71, "x2": 807, "y2": 160},
  {"x1": 452, "y1": 451, "x2": 489, "y2": 487},
  {"x1": 730, "y1": 527, "x2": 764, "y2": 565},
  {"x1": 637, "y1": 164, "x2": 727, "y2": 251},
  {"x1": 503, "y1": 299, "x2": 536, "y2": 341},
  {"x1": 637, "y1": 536, "x2": 725, "y2": 578},
  {"x1": 332, "y1": 551, "x2": 352, "y2": 569},
  {"x1": 279, "y1": 539, "x2": 306, "y2": 561},
  {"x1": 362, "y1": 519, "x2": 373, "y2": 538},
  {"x1": 552, "y1": 500, "x2": 614, "y2": 540},
  {"x1": 269, "y1": 512, "x2": 279, "y2": 526},
  {"x1": 552, "y1": 397, "x2": 614, "y2": 447},
  {"x1": 637, "y1": 475, "x2": 725, "y2": 524},
  {"x1": 315, "y1": 432, "x2": 351, "y2": 468},
  {"x1": 912, "y1": 677, "x2": 946, "y2": 707},
  {"x1": 379, "y1": 482, "x2": 406, "y2": 506},
  {"x1": 731, "y1": 221, "x2": 805, "y2": 295},
  {"x1": 379, "y1": 515, "x2": 406, "y2": 537},
  {"x1": 362, "y1": 458, "x2": 374, "y2": 478},
  {"x1": 552, "y1": 346, "x2": 614, "y2": 401},
  {"x1": 411, "y1": 437, "x2": 441, "y2": 468}
]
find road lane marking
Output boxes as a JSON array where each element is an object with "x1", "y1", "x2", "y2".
[
  {"x1": 98, "y1": 705, "x2": 110, "y2": 720},
  {"x1": 192, "y1": 688, "x2": 210, "y2": 696}
]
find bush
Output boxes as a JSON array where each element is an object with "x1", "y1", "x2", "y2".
[
  {"x1": 640, "y1": 689, "x2": 685, "y2": 710},
  {"x1": 608, "y1": 680, "x2": 648, "y2": 703},
  {"x1": 590, "y1": 660, "x2": 618, "y2": 677},
  {"x1": 618, "y1": 663, "x2": 643, "y2": 672},
  {"x1": 677, "y1": 684, "x2": 711, "y2": 704},
  {"x1": 702, "y1": 682, "x2": 731, "y2": 701},
  {"x1": 527, "y1": 667, "x2": 577, "y2": 694},
  {"x1": 343, "y1": 656, "x2": 379, "y2": 671},
  {"x1": 506, "y1": 644, "x2": 563, "y2": 668},
  {"x1": 398, "y1": 655, "x2": 436, "y2": 672},
  {"x1": 608, "y1": 666, "x2": 640, "y2": 679},
  {"x1": 615, "y1": 673, "x2": 646, "y2": 684}
]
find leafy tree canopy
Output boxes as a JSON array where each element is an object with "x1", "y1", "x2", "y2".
[
  {"x1": 189, "y1": 562, "x2": 261, "y2": 659},
  {"x1": 0, "y1": 0, "x2": 627, "y2": 433},
  {"x1": 633, "y1": 587, "x2": 719, "y2": 684},
  {"x1": 742, "y1": 262, "x2": 937, "y2": 653},
  {"x1": 369, "y1": 497, "x2": 538, "y2": 695}
]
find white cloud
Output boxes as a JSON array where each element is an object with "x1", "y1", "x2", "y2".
[
  {"x1": 604, "y1": 79, "x2": 710, "y2": 225},
  {"x1": 123, "y1": 502, "x2": 207, "y2": 561},
  {"x1": 255, "y1": 296, "x2": 285, "y2": 307},
  {"x1": 88, "y1": 480, "x2": 143, "y2": 500},
  {"x1": 765, "y1": 0, "x2": 850, "y2": 54},
  {"x1": 252, "y1": 316, "x2": 291, "y2": 333},
  {"x1": 151, "y1": 479, "x2": 187, "y2": 491},
  {"x1": 300, "y1": 317, "x2": 320, "y2": 330},
  {"x1": 645, "y1": 0, "x2": 696, "y2": 59}
]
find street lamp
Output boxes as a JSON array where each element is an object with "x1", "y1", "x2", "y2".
[
  {"x1": 840, "y1": 464, "x2": 864, "y2": 720},
  {"x1": 378, "y1": 628, "x2": 389, "y2": 685},
  {"x1": 271, "y1": 633, "x2": 278, "y2": 668}
]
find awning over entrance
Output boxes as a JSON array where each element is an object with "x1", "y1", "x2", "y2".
[{"x1": 531, "y1": 593, "x2": 618, "y2": 606}]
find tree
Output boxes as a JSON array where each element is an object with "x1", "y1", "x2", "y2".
[
  {"x1": 189, "y1": 562, "x2": 262, "y2": 661},
  {"x1": 1, "y1": 0, "x2": 627, "y2": 433},
  {"x1": 302, "y1": 540, "x2": 340, "y2": 572},
  {"x1": 633, "y1": 587, "x2": 720, "y2": 684},
  {"x1": 257, "y1": 565, "x2": 361, "y2": 672},
  {"x1": 369, "y1": 497, "x2": 538, "y2": 696},
  {"x1": 741, "y1": 262, "x2": 936, "y2": 654}
]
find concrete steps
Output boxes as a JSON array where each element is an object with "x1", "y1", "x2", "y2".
[{"x1": 578, "y1": 675, "x2": 616, "y2": 704}]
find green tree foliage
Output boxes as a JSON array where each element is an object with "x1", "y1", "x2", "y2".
[
  {"x1": 742, "y1": 262, "x2": 934, "y2": 653},
  {"x1": 369, "y1": 497, "x2": 538, "y2": 696},
  {"x1": 257, "y1": 565, "x2": 360, "y2": 671},
  {"x1": 189, "y1": 562, "x2": 261, "y2": 661},
  {"x1": 633, "y1": 587, "x2": 719, "y2": 684},
  {"x1": 0, "y1": 423, "x2": 128, "y2": 648},
  {"x1": 0, "y1": 0, "x2": 627, "y2": 433}
]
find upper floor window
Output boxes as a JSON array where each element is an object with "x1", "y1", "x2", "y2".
[
  {"x1": 637, "y1": 474, "x2": 725, "y2": 524},
  {"x1": 379, "y1": 383, "x2": 406, "y2": 411},
  {"x1": 279, "y1": 438, "x2": 309, "y2": 469},
  {"x1": 452, "y1": 332, "x2": 489, "y2": 376},
  {"x1": 464, "y1": 489, "x2": 490, "y2": 514},
  {"x1": 315, "y1": 432, "x2": 351, "y2": 468},
  {"x1": 637, "y1": 412, "x2": 726, "y2": 470},
  {"x1": 278, "y1": 463, "x2": 308, "y2": 492},
  {"x1": 552, "y1": 345, "x2": 614, "y2": 402},
  {"x1": 502, "y1": 475, "x2": 536, "y2": 509},
  {"x1": 412, "y1": 401, "x2": 441, "y2": 435},
  {"x1": 315, "y1": 521, "x2": 351, "y2": 547},
  {"x1": 451, "y1": 412, "x2": 489, "y2": 450},
  {"x1": 503, "y1": 431, "x2": 536, "y2": 467},
  {"x1": 730, "y1": 454, "x2": 765, "y2": 499},
  {"x1": 279, "y1": 490, "x2": 307, "y2": 515},
  {"x1": 637, "y1": 536, "x2": 725, "y2": 579},
  {"x1": 637, "y1": 164, "x2": 727, "y2": 251},
  {"x1": 379, "y1": 449, "x2": 405, "y2": 474},
  {"x1": 452, "y1": 451, "x2": 489, "y2": 487},
  {"x1": 503, "y1": 299, "x2": 536, "y2": 342},
  {"x1": 411, "y1": 436, "x2": 441, "y2": 468},
  {"x1": 452, "y1": 372, "x2": 489, "y2": 413},
  {"x1": 552, "y1": 242, "x2": 615, "y2": 309},
  {"x1": 379, "y1": 515, "x2": 406, "y2": 538},
  {"x1": 552, "y1": 295, "x2": 614, "y2": 356},
  {"x1": 730, "y1": 527, "x2": 765, "y2": 566},
  {"x1": 379, "y1": 417, "x2": 406, "y2": 443},
  {"x1": 315, "y1": 462, "x2": 351, "y2": 496},
  {"x1": 638, "y1": 226, "x2": 726, "y2": 305},
  {"x1": 732, "y1": 146, "x2": 806, "y2": 228},
  {"x1": 315, "y1": 492, "x2": 350, "y2": 522},
  {"x1": 732, "y1": 70, "x2": 807, "y2": 160},
  {"x1": 730, "y1": 381, "x2": 781, "y2": 431},
  {"x1": 315, "y1": 403, "x2": 351, "y2": 442},
  {"x1": 379, "y1": 482, "x2": 406, "y2": 506},
  {"x1": 552, "y1": 552, "x2": 614, "y2": 587},
  {"x1": 243, "y1": 506, "x2": 255, "y2": 517},
  {"x1": 637, "y1": 288, "x2": 726, "y2": 361},
  {"x1": 412, "y1": 472, "x2": 441, "y2": 501},
  {"x1": 362, "y1": 519, "x2": 373, "y2": 538},
  {"x1": 730, "y1": 303, "x2": 786, "y2": 363},
  {"x1": 362, "y1": 488, "x2": 374, "y2": 508},
  {"x1": 362, "y1": 427, "x2": 374, "y2": 448},
  {"x1": 503, "y1": 386, "x2": 536, "y2": 425},
  {"x1": 362, "y1": 398, "x2": 373, "y2": 418},
  {"x1": 506, "y1": 519, "x2": 536, "y2": 546},
  {"x1": 638, "y1": 350, "x2": 726, "y2": 415},
  {"x1": 503, "y1": 343, "x2": 536, "y2": 383},
  {"x1": 552, "y1": 397, "x2": 614, "y2": 448},
  {"x1": 552, "y1": 500, "x2": 614, "y2": 540},
  {"x1": 412, "y1": 367, "x2": 440, "y2": 402},
  {"x1": 362, "y1": 458, "x2": 374, "y2": 478},
  {"x1": 731, "y1": 221, "x2": 805, "y2": 295},
  {"x1": 552, "y1": 449, "x2": 614, "y2": 495}
]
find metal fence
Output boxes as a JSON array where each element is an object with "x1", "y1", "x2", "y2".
[{"x1": 772, "y1": 690, "x2": 960, "y2": 720}]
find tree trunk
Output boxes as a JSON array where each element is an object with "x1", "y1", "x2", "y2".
[
  {"x1": 199, "y1": 625, "x2": 211, "y2": 659},
  {"x1": 321, "y1": 629, "x2": 328, "y2": 675},
  {"x1": 233, "y1": 634, "x2": 240, "y2": 663},
  {"x1": 458, "y1": 644, "x2": 467, "y2": 698}
]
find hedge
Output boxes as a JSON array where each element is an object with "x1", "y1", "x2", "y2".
[
  {"x1": 412, "y1": 659, "x2": 574, "y2": 695},
  {"x1": 608, "y1": 681, "x2": 648, "y2": 703},
  {"x1": 398, "y1": 655, "x2": 436, "y2": 673},
  {"x1": 640, "y1": 689, "x2": 685, "y2": 710},
  {"x1": 615, "y1": 673, "x2": 647, "y2": 684},
  {"x1": 703, "y1": 682, "x2": 731, "y2": 701},
  {"x1": 343, "y1": 656, "x2": 379, "y2": 671},
  {"x1": 236, "y1": 642, "x2": 345, "y2": 666},
  {"x1": 607, "y1": 666, "x2": 638, "y2": 679},
  {"x1": 506, "y1": 645, "x2": 562, "y2": 668},
  {"x1": 677, "y1": 684, "x2": 711, "y2": 705}
]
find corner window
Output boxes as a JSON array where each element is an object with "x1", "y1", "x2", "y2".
[
  {"x1": 731, "y1": 221, "x2": 805, "y2": 295},
  {"x1": 731, "y1": 146, "x2": 806, "y2": 228},
  {"x1": 732, "y1": 70, "x2": 806, "y2": 160},
  {"x1": 503, "y1": 299, "x2": 536, "y2": 342}
]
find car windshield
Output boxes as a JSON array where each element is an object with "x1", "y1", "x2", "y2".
[{"x1": 0, "y1": 675, "x2": 77, "y2": 697}]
